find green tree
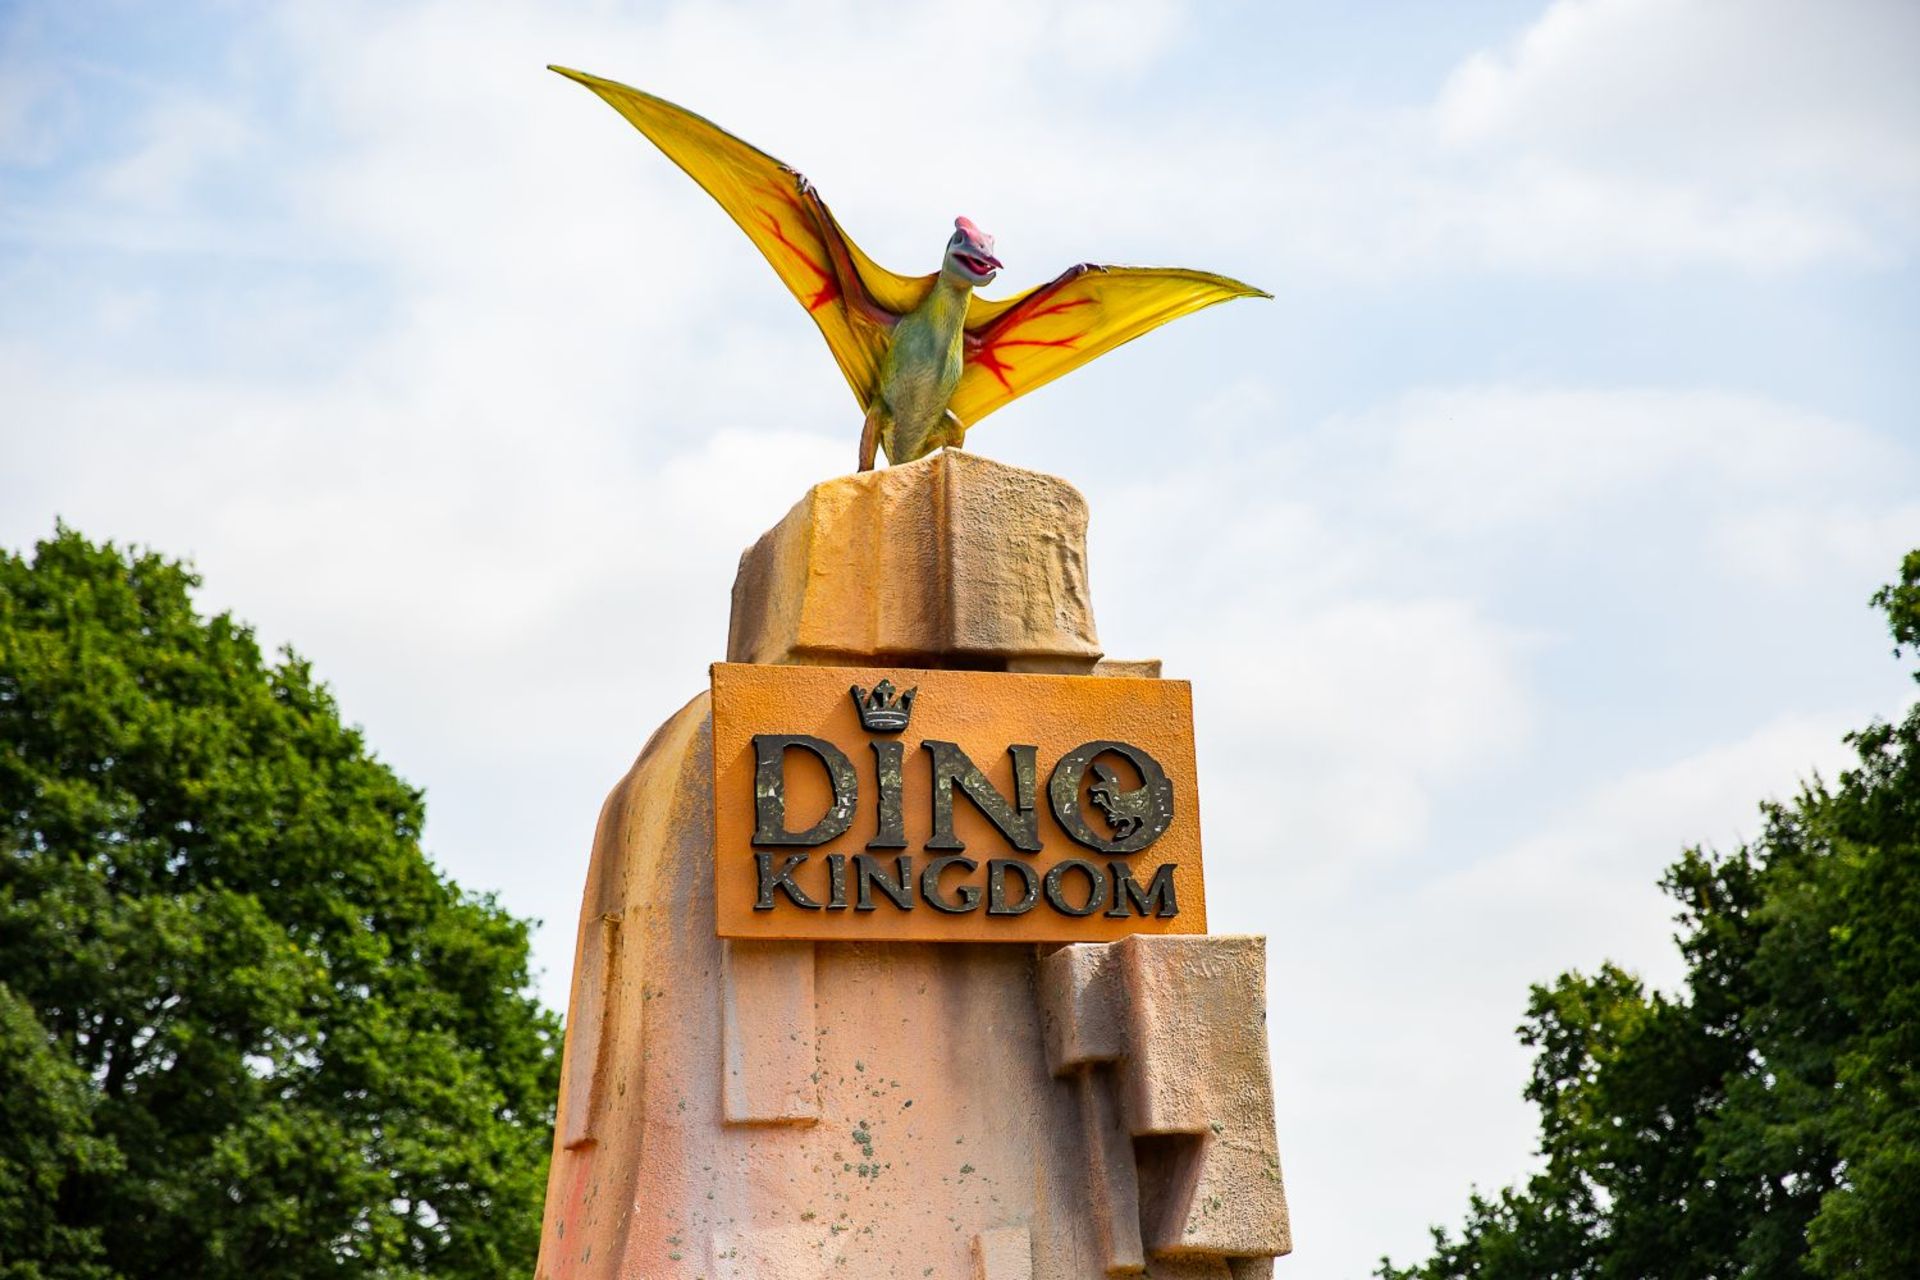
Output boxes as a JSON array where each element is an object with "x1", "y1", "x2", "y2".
[
  {"x1": 1380, "y1": 552, "x2": 1920, "y2": 1280},
  {"x1": 0, "y1": 527, "x2": 560, "y2": 1279}
]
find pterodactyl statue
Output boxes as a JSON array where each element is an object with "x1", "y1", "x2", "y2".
[{"x1": 551, "y1": 67, "x2": 1268, "y2": 472}]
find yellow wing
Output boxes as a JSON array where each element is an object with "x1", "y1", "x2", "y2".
[
  {"x1": 953, "y1": 265, "x2": 1269, "y2": 428},
  {"x1": 550, "y1": 67, "x2": 933, "y2": 411}
]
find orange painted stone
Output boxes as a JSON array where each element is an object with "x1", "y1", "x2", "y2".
[
  {"x1": 727, "y1": 451, "x2": 1103, "y2": 671},
  {"x1": 711, "y1": 662, "x2": 1206, "y2": 942}
]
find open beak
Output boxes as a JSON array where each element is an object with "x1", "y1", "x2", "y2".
[{"x1": 956, "y1": 244, "x2": 1002, "y2": 274}]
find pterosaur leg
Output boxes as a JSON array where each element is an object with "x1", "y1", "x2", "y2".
[{"x1": 858, "y1": 404, "x2": 884, "y2": 472}]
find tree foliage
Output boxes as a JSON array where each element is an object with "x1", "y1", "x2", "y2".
[
  {"x1": 0, "y1": 527, "x2": 560, "y2": 1279},
  {"x1": 1381, "y1": 550, "x2": 1920, "y2": 1279}
]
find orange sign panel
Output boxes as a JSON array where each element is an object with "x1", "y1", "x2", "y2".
[{"x1": 710, "y1": 662, "x2": 1207, "y2": 942}]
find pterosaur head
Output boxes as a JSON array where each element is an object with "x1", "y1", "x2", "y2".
[{"x1": 944, "y1": 216, "x2": 1002, "y2": 285}]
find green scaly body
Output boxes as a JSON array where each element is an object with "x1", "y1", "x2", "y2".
[{"x1": 875, "y1": 271, "x2": 973, "y2": 464}]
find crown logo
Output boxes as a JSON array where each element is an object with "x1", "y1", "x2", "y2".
[{"x1": 850, "y1": 679, "x2": 916, "y2": 734}]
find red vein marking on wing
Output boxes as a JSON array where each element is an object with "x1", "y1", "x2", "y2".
[
  {"x1": 969, "y1": 292, "x2": 1098, "y2": 389},
  {"x1": 1018, "y1": 296, "x2": 1097, "y2": 322},
  {"x1": 750, "y1": 180, "x2": 840, "y2": 312}
]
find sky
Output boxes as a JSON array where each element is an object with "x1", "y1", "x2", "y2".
[{"x1": 2, "y1": 0, "x2": 1917, "y2": 1273}]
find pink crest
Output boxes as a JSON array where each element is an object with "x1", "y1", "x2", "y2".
[{"x1": 954, "y1": 216, "x2": 995, "y2": 251}]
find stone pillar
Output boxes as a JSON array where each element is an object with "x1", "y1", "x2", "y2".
[{"x1": 536, "y1": 451, "x2": 1290, "y2": 1279}]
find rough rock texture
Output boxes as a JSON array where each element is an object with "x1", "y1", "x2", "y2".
[
  {"x1": 537, "y1": 452, "x2": 1289, "y2": 1278},
  {"x1": 727, "y1": 450, "x2": 1103, "y2": 672}
]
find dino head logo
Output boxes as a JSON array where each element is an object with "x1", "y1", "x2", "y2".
[{"x1": 1086, "y1": 760, "x2": 1151, "y2": 842}]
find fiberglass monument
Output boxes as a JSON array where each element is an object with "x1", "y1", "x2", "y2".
[{"x1": 536, "y1": 70, "x2": 1290, "y2": 1280}]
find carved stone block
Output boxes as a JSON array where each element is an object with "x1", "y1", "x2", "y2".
[
  {"x1": 727, "y1": 450, "x2": 1103, "y2": 670},
  {"x1": 1042, "y1": 936, "x2": 1291, "y2": 1270},
  {"x1": 720, "y1": 940, "x2": 819, "y2": 1126}
]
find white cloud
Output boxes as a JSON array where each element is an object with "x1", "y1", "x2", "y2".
[
  {"x1": 90, "y1": 96, "x2": 253, "y2": 208},
  {"x1": 1185, "y1": 594, "x2": 1538, "y2": 883},
  {"x1": 1368, "y1": 386, "x2": 1904, "y2": 536},
  {"x1": 15, "y1": 0, "x2": 1913, "y2": 310},
  {"x1": 0, "y1": 60, "x2": 58, "y2": 166},
  {"x1": 1280, "y1": 711, "x2": 1866, "y2": 1274},
  {"x1": 1425, "y1": 712, "x2": 1857, "y2": 991},
  {"x1": 1257, "y1": 0, "x2": 1920, "y2": 276},
  {"x1": 1436, "y1": 0, "x2": 1920, "y2": 195},
  {"x1": 1712, "y1": 500, "x2": 1920, "y2": 588},
  {"x1": 1352, "y1": 385, "x2": 1920, "y2": 605}
]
